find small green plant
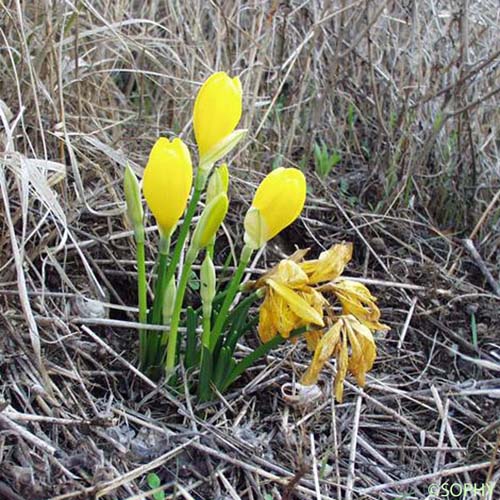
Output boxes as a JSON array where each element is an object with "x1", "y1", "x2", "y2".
[
  {"x1": 313, "y1": 142, "x2": 341, "y2": 179},
  {"x1": 146, "y1": 472, "x2": 165, "y2": 500}
]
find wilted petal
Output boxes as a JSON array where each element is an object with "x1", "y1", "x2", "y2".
[
  {"x1": 350, "y1": 319, "x2": 377, "y2": 372},
  {"x1": 258, "y1": 293, "x2": 277, "y2": 343},
  {"x1": 344, "y1": 318, "x2": 367, "y2": 386},
  {"x1": 332, "y1": 280, "x2": 389, "y2": 331},
  {"x1": 301, "y1": 243, "x2": 353, "y2": 284},
  {"x1": 267, "y1": 278, "x2": 324, "y2": 327},
  {"x1": 335, "y1": 332, "x2": 349, "y2": 403},
  {"x1": 301, "y1": 320, "x2": 342, "y2": 385},
  {"x1": 304, "y1": 330, "x2": 323, "y2": 351},
  {"x1": 275, "y1": 260, "x2": 309, "y2": 288},
  {"x1": 273, "y1": 294, "x2": 300, "y2": 339}
]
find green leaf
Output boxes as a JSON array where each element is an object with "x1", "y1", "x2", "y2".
[
  {"x1": 222, "y1": 327, "x2": 307, "y2": 391},
  {"x1": 213, "y1": 346, "x2": 231, "y2": 389},
  {"x1": 185, "y1": 307, "x2": 199, "y2": 369},
  {"x1": 146, "y1": 473, "x2": 165, "y2": 500},
  {"x1": 198, "y1": 346, "x2": 213, "y2": 401}
]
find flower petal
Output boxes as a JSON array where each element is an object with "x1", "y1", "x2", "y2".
[
  {"x1": 301, "y1": 320, "x2": 342, "y2": 385},
  {"x1": 335, "y1": 332, "x2": 349, "y2": 403},
  {"x1": 194, "y1": 72, "x2": 242, "y2": 159},
  {"x1": 267, "y1": 278, "x2": 324, "y2": 326},
  {"x1": 332, "y1": 280, "x2": 389, "y2": 331},
  {"x1": 301, "y1": 243, "x2": 353, "y2": 284},
  {"x1": 245, "y1": 168, "x2": 306, "y2": 247},
  {"x1": 142, "y1": 137, "x2": 193, "y2": 235}
]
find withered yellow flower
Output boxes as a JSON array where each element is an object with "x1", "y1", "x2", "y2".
[
  {"x1": 143, "y1": 137, "x2": 193, "y2": 236},
  {"x1": 330, "y1": 280, "x2": 389, "y2": 331},
  {"x1": 253, "y1": 243, "x2": 387, "y2": 402},
  {"x1": 257, "y1": 260, "x2": 325, "y2": 343},
  {"x1": 300, "y1": 243, "x2": 353, "y2": 284},
  {"x1": 244, "y1": 168, "x2": 306, "y2": 249},
  {"x1": 193, "y1": 72, "x2": 243, "y2": 168},
  {"x1": 301, "y1": 315, "x2": 377, "y2": 402}
]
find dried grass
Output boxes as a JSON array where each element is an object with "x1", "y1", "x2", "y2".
[{"x1": 0, "y1": 1, "x2": 499, "y2": 499}]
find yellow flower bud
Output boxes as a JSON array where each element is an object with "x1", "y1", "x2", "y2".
[
  {"x1": 193, "y1": 72, "x2": 244, "y2": 169},
  {"x1": 206, "y1": 163, "x2": 229, "y2": 203},
  {"x1": 123, "y1": 163, "x2": 143, "y2": 230},
  {"x1": 142, "y1": 137, "x2": 193, "y2": 236},
  {"x1": 191, "y1": 193, "x2": 229, "y2": 251},
  {"x1": 244, "y1": 168, "x2": 306, "y2": 249},
  {"x1": 200, "y1": 254, "x2": 216, "y2": 306}
]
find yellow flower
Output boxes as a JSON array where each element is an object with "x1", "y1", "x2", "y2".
[
  {"x1": 143, "y1": 137, "x2": 193, "y2": 236},
  {"x1": 193, "y1": 72, "x2": 244, "y2": 168},
  {"x1": 300, "y1": 243, "x2": 353, "y2": 284},
  {"x1": 329, "y1": 280, "x2": 389, "y2": 331},
  {"x1": 257, "y1": 260, "x2": 325, "y2": 343},
  {"x1": 252, "y1": 244, "x2": 387, "y2": 402},
  {"x1": 301, "y1": 315, "x2": 377, "y2": 402},
  {"x1": 244, "y1": 168, "x2": 307, "y2": 249}
]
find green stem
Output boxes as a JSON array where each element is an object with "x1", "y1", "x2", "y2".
[
  {"x1": 201, "y1": 306, "x2": 211, "y2": 350},
  {"x1": 150, "y1": 236, "x2": 171, "y2": 326},
  {"x1": 164, "y1": 247, "x2": 198, "y2": 375},
  {"x1": 198, "y1": 306, "x2": 213, "y2": 400},
  {"x1": 135, "y1": 227, "x2": 148, "y2": 368},
  {"x1": 210, "y1": 245, "x2": 253, "y2": 351},
  {"x1": 163, "y1": 172, "x2": 207, "y2": 299}
]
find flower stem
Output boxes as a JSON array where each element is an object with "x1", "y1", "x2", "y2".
[
  {"x1": 209, "y1": 244, "x2": 253, "y2": 351},
  {"x1": 150, "y1": 235, "x2": 171, "y2": 327},
  {"x1": 134, "y1": 227, "x2": 148, "y2": 368},
  {"x1": 198, "y1": 307, "x2": 213, "y2": 400},
  {"x1": 162, "y1": 171, "x2": 207, "y2": 298},
  {"x1": 164, "y1": 247, "x2": 198, "y2": 376}
]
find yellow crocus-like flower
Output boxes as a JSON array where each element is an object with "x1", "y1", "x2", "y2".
[
  {"x1": 193, "y1": 72, "x2": 243, "y2": 168},
  {"x1": 244, "y1": 168, "x2": 307, "y2": 249},
  {"x1": 143, "y1": 137, "x2": 193, "y2": 236}
]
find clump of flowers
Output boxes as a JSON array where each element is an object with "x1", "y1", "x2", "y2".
[
  {"x1": 123, "y1": 72, "x2": 387, "y2": 402},
  {"x1": 248, "y1": 243, "x2": 389, "y2": 402}
]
